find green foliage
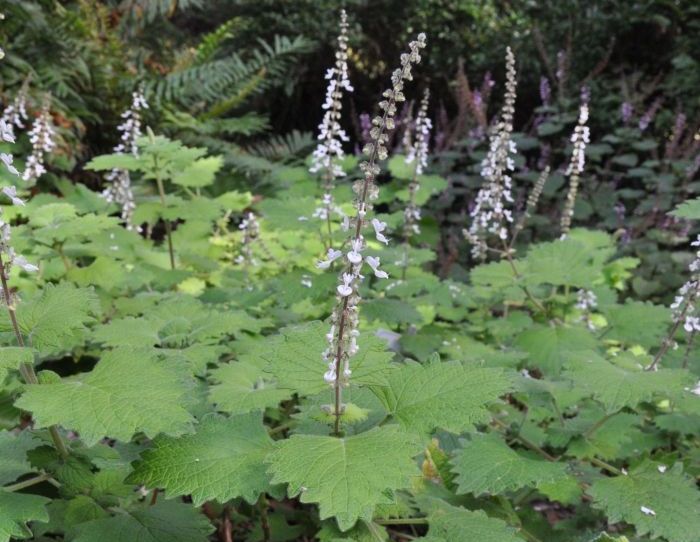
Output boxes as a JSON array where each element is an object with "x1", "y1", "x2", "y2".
[
  {"x1": 588, "y1": 462, "x2": 700, "y2": 542},
  {"x1": 2, "y1": 3, "x2": 700, "y2": 540},
  {"x1": 451, "y1": 432, "x2": 569, "y2": 496},
  {"x1": 372, "y1": 361, "x2": 512, "y2": 435},
  {"x1": 16, "y1": 348, "x2": 196, "y2": 445},
  {"x1": 0, "y1": 490, "x2": 49, "y2": 542},
  {"x1": 129, "y1": 413, "x2": 273, "y2": 505},
  {"x1": 67, "y1": 501, "x2": 213, "y2": 542},
  {"x1": 267, "y1": 426, "x2": 420, "y2": 531}
]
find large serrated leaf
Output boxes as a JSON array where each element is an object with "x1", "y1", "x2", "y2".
[
  {"x1": 0, "y1": 430, "x2": 40, "y2": 484},
  {"x1": 372, "y1": 361, "x2": 512, "y2": 435},
  {"x1": 451, "y1": 432, "x2": 569, "y2": 495},
  {"x1": 423, "y1": 500, "x2": 522, "y2": 542},
  {"x1": 0, "y1": 490, "x2": 49, "y2": 542},
  {"x1": 68, "y1": 501, "x2": 213, "y2": 542},
  {"x1": 588, "y1": 461, "x2": 700, "y2": 542},
  {"x1": 129, "y1": 412, "x2": 273, "y2": 505},
  {"x1": 0, "y1": 283, "x2": 100, "y2": 353},
  {"x1": 266, "y1": 426, "x2": 420, "y2": 531},
  {"x1": 565, "y1": 354, "x2": 693, "y2": 413},
  {"x1": 261, "y1": 322, "x2": 395, "y2": 396},
  {"x1": 15, "y1": 348, "x2": 195, "y2": 446}
]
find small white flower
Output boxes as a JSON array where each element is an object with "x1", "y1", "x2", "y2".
[
  {"x1": 372, "y1": 218, "x2": 390, "y2": 244},
  {"x1": 0, "y1": 119, "x2": 14, "y2": 143},
  {"x1": 0, "y1": 153, "x2": 18, "y2": 176},
  {"x1": 337, "y1": 272, "x2": 354, "y2": 297},
  {"x1": 14, "y1": 255, "x2": 38, "y2": 272},
  {"x1": 2, "y1": 186, "x2": 24, "y2": 206},
  {"x1": 657, "y1": 465, "x2": 667, "y2": 473},
  {"x1": 317, "y1": 248, "x2": 343, "y2": 269},
  {"x1": 366, "y1": 256, "x2": 388, "y2": 279},
  {"x1": 640, "y1": 506, "x2": 656, "y2": 517}
]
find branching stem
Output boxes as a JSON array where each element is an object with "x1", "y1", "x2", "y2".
[{"x1": 0, "y1": 253, "x2": 69, "y2": 459}]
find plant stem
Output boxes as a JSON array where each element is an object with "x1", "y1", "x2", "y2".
[
  {"x1": 0, "y1": 253, "x2": 69, "y2": 459},
  {"x1": 375, "y1": 518, "x2": 428, "y2": 526},
  {"x1": 153, "y1": 156, "x2": 175, "y2": 270},
  {"x1": 258, "y1": 494, "x2": 271, "y2": 542},
  {"x1": 500, "y1": 240, "x2": 548, "y2": 315},
  {"x1": 583, "y1": 412, "x2": 616, "y2": 439},
  {"x1": 588, "y1": 456, "x2": 624, "y2": 476},
  {"x1": 4, "y1": 472, "x2": 56, "y2": 492},
  {"x1": 492, "y1": 417, "x2": 557, "y2": 461},
  {"x1": 647, "y1": 282, "x2": 699, "y2": 371}
]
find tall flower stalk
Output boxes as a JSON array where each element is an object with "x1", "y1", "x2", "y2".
[
  {"x1": 465, "y1": 47, "x2": 517, "y2": 259},
  {"x1": 22, "y1": 94, "x2": 55, "y2": 183},
  {"x1": 401, "y1": 88, "x2": 431, "y2": 278},
  {"x1": 0, "y1": 92, "x2": 68, "y2": 458},
  {"x1": 647, "y1": 235, "x2": 700, "y2": 371},
  {"x1": 103, "y1": 89, "x2": 148, "y2": 230},
  {"x1": 317, "y1": 33, "x2": 426, "y2": 435},
  {"x1": 310, "y1": 10, "x2": 353, "y2": 246},
  {"x1": 560, "y1": 102, "x2": 590, "y2": 237}
]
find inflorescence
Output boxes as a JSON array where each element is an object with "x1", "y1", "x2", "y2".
[
  {"x1": 403, "y1": 88, "x2": 432, "y2": 239},
  {"x1": 560, "y1": 101, "x2": 590, "y2": 237},
  {"x1": 317, "y1": 32, "x2": 426, "y2": 416},
  {"x1": 465, "y1": 47, "x2": 517, "y2": 259},
  {"x1": 22, "y1": 94, "x2": 55, "y2": 183},
  {"x1": 310, "y1": 10, "x2": 353, "y2": 228},
  {"x1": 102, "y1": 90, "x2": 148, "y2": 230}
]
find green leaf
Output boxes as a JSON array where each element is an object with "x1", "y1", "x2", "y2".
[
  {"x1": 588, "y1": 461, "x2": 700, "y2": 542},
  {"x1": 388, "y1": 154, "x2": 415, "y2": 179},
  {"x1": 362, "y1": 298, "x2": 423, "y2": 326},
  {"x1": 425, "y1": 501, "x2": 521, "y2": 542},
  {"x1": 84, "y1": 153, "x2": 143, "y2": 172},
  {"x1": 266, "y1": 426, "x2": 420, "y2": 531},
  {"x1": 373, "y1": 361, "x2": 511, "y2": 435},
  {"x1": 565, "y1": 354, "x2": 693, "y2": 413},
  {"x1": 261, "y1": 322, "x2": 395, "y2": 396},
  {"x1": 3, "y1": 283, "x2": 100, "y2": 353},
  {"x1": 451, "y1": 432, "x2": 568, "y2": 495},
  {"x1": 0, "y1": 348, "x2": 32, "y2": 382},
  {"x1": 602, "y1": 301, "x2": 669, "y2": 348},
  {"x1": 209, "y1": 361, "x2": 291, "y2": 415},
  {"x1": 670, "y1": 197, "x2": 700, "y2": 219},
  {"x1": 68, "y1": 501, "x2": 213, "y2": 542},
  {"x1": 16, "y1": 348, "x2": 195, "y2": 446},
  {"x1": 0, "y1": 430, "x2": 40, "y2": 484},
  {"x1": 0, "y1": 490, "x2": 49, "y2": 542},
  {"x1": 129, "y1": 413, "x2": 273, "y2": 505},
  {"x1": 172, "y1": 156, "x2": 223, "y2": 187},
  {"x1": 524, "y1": 239, "x2": 603, "y2": 288},
  {"x1": 516, "y1": 325, "x2": 598, "y2": 374}
]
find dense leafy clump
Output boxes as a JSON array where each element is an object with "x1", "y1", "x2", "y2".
[{"x1": 0, "y1": 3, "x2": 698, "y2": 542}]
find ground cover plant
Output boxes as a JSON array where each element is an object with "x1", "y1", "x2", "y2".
[{"x1": 0, "y1": 2, "x2": 699, "y2": 542}]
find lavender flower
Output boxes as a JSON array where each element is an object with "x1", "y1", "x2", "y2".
[
  {"x1": 465, "y1": 47, "x2": 517, "y2": 259},
  {"x1": 22, "y1": 95, "x2": 55, "y2": 182},
  {"x1": 309, "y1": 10, "x2": 353, "y2": 227},
  {"x1": 318, "y1": 33, "x2": 426, "y2": 425},
  {"x1": 102, "y1": 90, "x2": 148, "y2": 230},
  {"x1": 620, "y1": 102, "x2": 633, "y2": 124},
  {"x1": 639, "y1": 98, "x2": 662, "y2": 132},
  {"x1": 560, "y1": 102, "x2": 590, "y2": 237}
]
